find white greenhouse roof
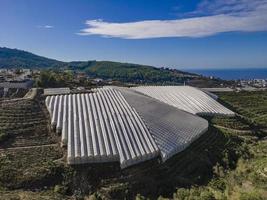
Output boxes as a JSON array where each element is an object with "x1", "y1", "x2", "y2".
[
  {"x1": 132, "y1": 86, "x2": 235, "y2": 116},
  {"x1": 46, "y1": 88, "x2": 159, "y2": 168},
  {"x1": 44, "y1": 87, "x2": 70, "y2": 96},
  {"x1": 117, "y1": 87, "x2": 208, "y2": 162},
  {"x1": 45, "y1": 87, "x2": 215, "y2": 169}
]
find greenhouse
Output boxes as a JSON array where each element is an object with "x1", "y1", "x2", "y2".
[
  {"x1": 45, "y1": 86, "x2": 232, "y2": 168},
  {"x1": 117, "y1": 87, "x2": 208, "y2": 161},
  {"x1": 44, "y1": 87, "x2": 71, "y2": 96},
  {"x1": 46, "y1": 88, "x2": 159, "y2": 168},
  {"x1": 132, "y1": 86, "x2": 235, "y2": 116}
]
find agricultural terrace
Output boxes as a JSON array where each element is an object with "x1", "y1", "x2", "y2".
[
  {"x1": 218, "y1": 91, "x2": 267, "y2": 129},
  {"x1": 0, "y1": 90, "x2": 266, "y2": 199}
]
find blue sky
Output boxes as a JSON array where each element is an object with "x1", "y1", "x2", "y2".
[{"x1": 0, "y1": 0, "x2": 267, "y2": 69}]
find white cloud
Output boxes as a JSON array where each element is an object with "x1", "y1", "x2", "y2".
[
  {"x1": 37, "y1": 25, "x2": 54, "y2": 29},
  {"x1": 79, "y1": 0, "x2": 267, "y2": 39}
]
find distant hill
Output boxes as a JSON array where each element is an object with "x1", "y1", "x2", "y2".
[
  {"x1": 0, "y1": 47, "x2": 65, "y2": 68},
  {"x1": 0, "y1": 47, "x2": 199, "y2": 83},
  {"x1": 67, "y1": 60, "x2": 198, "y2": 83}
]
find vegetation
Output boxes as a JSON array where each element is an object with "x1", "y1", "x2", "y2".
[
  {"x1": 0, "y1": 47, "x2": 65, "y2": 68},
  {"x1": 187, "y1": 78, "x2": 233, "y2": 88},
  {"x1": 1, "y1": 47, "x2": 210, "y2": 85},
  {"x1": 0, "y1": 97, "x2": 57, "y2": 147},
  {"x1": 0, "y1": 130, "x2": 7, "y2": 143},
  {"x1": 204, "y1": 115, "x2": 252, "y2": 131},
  {"x1": 0, "y1": 90, "x2": 266, "y2": 199},
  {"x1": 35, "y1": 70, "x2": 97, "y2": 88},
  {"x1": 218, "y1": 91, "x2": 267, "y2": 129},
  {"x1": 80, "y1": 61, "x2": 194, "y2": 84},
  {"x1": 35, "y1": 70, "x2": 74, "y2": 88},
  {"x1": 1, "y1": 47, "x2": 235, "y2": 86},
  {"x1": 0, "y1": 88, "x2": 29, "y2": 99},
  {"x1": 0, "y1": 145, "x2": 64, "y2": 189},
  {"x1": 0, "y1": 94, "x2": 66, "y2": 199},
  {"x1": 0, "y1": 190, "x2": 72, "y2": 200}
]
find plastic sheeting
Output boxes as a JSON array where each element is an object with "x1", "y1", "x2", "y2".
[
  {"x1": 132, "y1": 86, "x2": 235, "y2": 116},
  {"x1": 45, "y1": 87, "x2": 215, "y2": 168},
  {"x1": 46, "y1": 88, "x2": 159, "y2": 168},
  {"x1": 44, "y1": 87, "x2": 70, "y2": 96},
  {"x1": 117, "y1": 87, "x2": 209, "y2": 162}
]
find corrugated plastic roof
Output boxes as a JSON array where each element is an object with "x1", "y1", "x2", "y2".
[
  {"x1": 132, "y1": 86, "x2": 235, "y2": 116},
  {"x1": 45, "y1": 86, "x2": 232, "y2": 168}
]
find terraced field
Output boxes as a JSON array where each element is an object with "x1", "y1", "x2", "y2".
[
  {"x1": 68, "y1": 126, "x2": 247, "y2": 199},
  {"x1": 0, "y1": 91, "x2": 266, "y2": 200},
  {"x1": 0, "y1": 88, "x2": 28, "y2": 99},
  {"x1": 204, "y1": 115, "x2": 252, "y2": 131},
  {"x1": 0, "y1": 93, "x2": 64, "y2": 198},
  {"x1": 0, "y1": 145, "x2": 64, "y2": 189},
  {"x1": 0, "y1": 97, "x2": 57, "y2": 147},
  {"x1": 218, "y1": 91, "x2": 267, "y2": 128}
]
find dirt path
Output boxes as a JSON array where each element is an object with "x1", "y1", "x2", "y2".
[{"x1": 0, "y1": 143, "x2": 58, "y2": 151}]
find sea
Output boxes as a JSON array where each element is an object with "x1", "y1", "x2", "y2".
[{"x1": 186, "y1": 68, "x2": 267, "y2": 81}]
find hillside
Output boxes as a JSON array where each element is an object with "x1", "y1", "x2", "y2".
[
  {"x1": 0, "y1": 91, "x2": 266, "y2": 199},
  {"x1": 67, "y1": 60, "x2": 198, "y2": 83},
  {"x1": 0, "y1": 47, "x2": 65, "y2": 68},
  {"x1": 0, "y1": 47, "x2": 199, "y2": 84}
]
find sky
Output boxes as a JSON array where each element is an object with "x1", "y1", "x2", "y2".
[{"x1": 0, "y1": 0, "x2": 267, "y2": 69}]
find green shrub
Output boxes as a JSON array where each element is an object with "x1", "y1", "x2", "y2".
[
  {"x1": 157, "y1": 196, "x2": 169, "y2": 200},
  {"x1": 54, "y1": 184, "x2": 66, "y2": 195},
  {"x1": 135, "y1": 193, "x2": 147, "y2": 200},
  {"x1": 88, "y1": 193, "x2": 102, "y2": 200},
  {"x1": 240, "y1": 190, "x2": 264, "y2": 200},
  {"x1": 200, "y1": 190, "x2": 215, "y2": 200},
  {"x1": 209, "y1": 178, "x2": 226, "y2": 191},
  {"x1": 0, "y1": 131, "x2": 8, "y2": 143},
  {"x1": 173, "y1": 188, "x2": 190, "y2": 200}
]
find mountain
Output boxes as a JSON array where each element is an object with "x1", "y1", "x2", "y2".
[
  {"x1": 0, "y1": 47, "x2": 65, "y2": 68},
  {"x1": 0, "y1": 47, "x2": 199, "y2": 83},
  {"x1": 67, "y1": 60, "x2": 198, "y2": 83}
]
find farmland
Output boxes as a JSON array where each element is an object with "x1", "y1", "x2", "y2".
[
  {"x1": 0, "y1": 95, "x2": 57, "y2": 146},
  {"x1": 0, "y1": 91, "x2": 266, "y2": 199},
  {"x1": 218, "y1": 91, "x2": 267, "y2": 129}
]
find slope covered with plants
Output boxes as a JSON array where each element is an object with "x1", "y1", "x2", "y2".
[
  {"x1": 0, "y1": 91, "x2": 266, "y2": 200},
  {"x1": 0, "y1": 47, "x2": 65, "y2": 68},
  {"x1": 0, "y1": 47, "x2": 200, "y2": 84}
]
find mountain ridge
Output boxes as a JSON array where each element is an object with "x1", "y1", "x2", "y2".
[
  {"x1": 0, "y1": 47, "x2": 199, "y2": 83},
  {"x1": 0, "y1": 47, "x2": 65, "y2": 68}
]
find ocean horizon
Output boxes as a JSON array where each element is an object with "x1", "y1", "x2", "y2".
[{"x1": 185, "y1": 68, "x2": 267, "y2": 81}]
